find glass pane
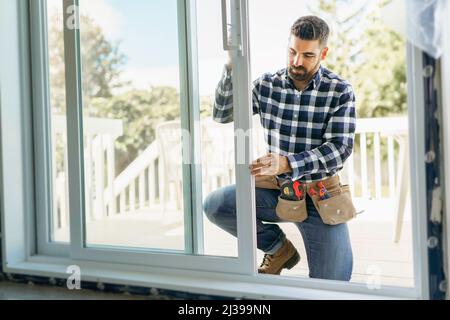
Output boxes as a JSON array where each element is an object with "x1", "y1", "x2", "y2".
[
  {"x1": 248, "y1": 0, "x2": 413, "y2": 287},
  {"x1": 197, "y1": 0, "x2": 238, "y2": 257},
  {"x1": 47, "y1": 0, "x2": 70, "y2": 243},
  {"x1": 79, "y1": 0, "x2": 185, "y2": 250}
]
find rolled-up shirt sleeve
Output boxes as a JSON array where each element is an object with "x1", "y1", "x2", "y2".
[
  {"x1": 286, "y1": 85, "x2": 356, "y2": 181},
  {"x1": 213, "y1": 65, "x2": 261, "y2": 123}
]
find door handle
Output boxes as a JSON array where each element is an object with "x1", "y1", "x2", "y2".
[{"x1": 221, "y1": 0, "x2": 243, "y2": 55}]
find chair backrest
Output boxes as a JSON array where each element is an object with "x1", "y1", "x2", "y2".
[
  {"x1": 201, "y1": 118, "x2": 235, "y2": 170},
  {"x1": 155, "y1": 120, "x2": 183, "y2": 181},
  {"x1": 156, "y1": 117, "x2": 268, "y2": 183},
  {"x1": 201, "y1": 116, "x2": 267, "y2": 171}
]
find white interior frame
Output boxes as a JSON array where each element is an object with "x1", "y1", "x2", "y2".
[
  {"x1": 30, "y1": 0, "x2": 257, "y2": 275},
  {"x1": 30, "y1": 0, "x2": 70, "y2": 257},
  {"x1": 0, "y1": 0, "x2": 433, "y2": 299},
  {"x1": 0, "y1": 0, "x2": 36, "y2": 266}
]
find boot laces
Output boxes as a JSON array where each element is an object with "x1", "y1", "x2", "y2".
[{"x1": 260, "y1": 254, "x2": 273, "y2": 268}]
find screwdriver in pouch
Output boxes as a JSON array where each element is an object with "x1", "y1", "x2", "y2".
[{"x1": 317, "y1": 181, "x2": 330, "y2": 200}]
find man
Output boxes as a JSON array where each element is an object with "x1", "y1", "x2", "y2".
[{"x1": 203, "y1": 15, "x2": 355, "y2": 281}]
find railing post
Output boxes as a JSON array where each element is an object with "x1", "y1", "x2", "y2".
[
  {"x1": 129, "y1": 178, "x2": 136, "y2": 213},
  {"x1": 106, "y1": 134, "x2": 116, "y2": 215},
  {"x1": 51, "y1": 129, "x2": 59, "y2": 231},
  {"x1": 85, "y1": 133, "x2": 94, "y2": 221},
  {"x1": 120, "y1": 191, "x2": 126, "y2": 214},
  {"x1": 347, "y1": 153, "x2": 355, "y2": 197},
  {"x1": 360, "y1": 132, "x2": 369, "y2": 198},
  {"x1": 62, "y1": 134, "x2": 69, "y2": 229},
  {"x1": 148, "y1": 161, "x2": 156, "y2": 207},
  {"x1": 93, "y1": 134, "x2": 105, "y2": 220},
  {"x1": 374, "y1": 132, "x2": 382, "y2": 199},
  {"x1": 59, "y1": 172, "x2": 67, "y2": 230},
  {"x1": 139, "y1": 171, "x2": 145, "y2": 210},
  {"x1": 158, "y1": 156, "x2": 166, "y2": 213}
]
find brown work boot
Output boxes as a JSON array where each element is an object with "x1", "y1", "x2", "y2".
[{"x1": 258, "y1": 239, "x2": 300, "y2": 275}]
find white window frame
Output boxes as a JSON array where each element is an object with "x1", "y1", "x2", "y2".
[
  {"x1": 30, "y1": 0, "x2": 70, "y2": 257},
  {"x1": 29, "y1": 0, "x2": 256, "y2": 274},
  {"x1": 0, "y1": 0, "x2": 433, "y2": 299}
]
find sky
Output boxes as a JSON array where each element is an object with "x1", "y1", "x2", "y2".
[
  {"x1": 50, "y1": 0, "x2": 314, "y2": 95},
  {"x1": 48, "y1": 0, "x2": 402, "y2": 96}
]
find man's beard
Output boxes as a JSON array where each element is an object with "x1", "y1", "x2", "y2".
[
  {"x1": 288, "y1": 66, "x2": 309, "y2": 81},
  {"x1": 288, "y1": 60, "x2": 321, "y2": 82}
]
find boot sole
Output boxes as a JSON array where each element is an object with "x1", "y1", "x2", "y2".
[
  {"x1": 273, "y1": 251, "x2": 300, "y2": 275},
  {"x1": 284, "y1": 251, "x2": 300, "y2": 270}
]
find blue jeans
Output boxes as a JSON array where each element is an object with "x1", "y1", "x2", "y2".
[{"x1": 203, "y1": 184, "x2": 353, "y2": 281}]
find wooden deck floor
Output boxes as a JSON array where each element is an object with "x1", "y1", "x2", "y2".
[{"x1": 55, "y1": 198, "x2": 415, "y2": 289}]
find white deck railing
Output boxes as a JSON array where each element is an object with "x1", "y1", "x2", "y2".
[
  {"x1": 52, "y1": 115, "x2": 123, "y2": 226},
  {"x1": 53, "y1": 116, "x2": 408, "y2": 230},
  {"x1": 344, "y1": 117, "x2": 408, "y2": 199}
]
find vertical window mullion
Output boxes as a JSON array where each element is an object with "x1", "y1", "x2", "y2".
[
  {"x1": 62, "y1": 0, "x2": 85, "y2": 256},
  {"x1": 32, "y1": 0, "x2": 52, "y2": 253},
  {"x1": 177, "y1": 0, "x2": 204, "y2": 254},
  {"x1": 176, "y1": 0, "x2": 193, "y2": 254},
  {"x1": 30, "y1": 0, "x2": 69, "y2": 256},
  {"x1": 231, "y1": 0, "x2": 257, "y2": 274}
]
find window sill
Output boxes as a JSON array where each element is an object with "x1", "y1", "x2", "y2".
[{"x1": 4, "y1": 256, "x2": 418, "y2": 300}]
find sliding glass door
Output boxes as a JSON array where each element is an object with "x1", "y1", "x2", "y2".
[
  {"x1": 76, "y1": 0, "x2": 188, "y2": 252},
  {"x1": 34, "y1": 0, "x2": 256, "y2": 274}
]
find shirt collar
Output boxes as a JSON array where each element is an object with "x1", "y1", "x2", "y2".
[{"x1": 284, "y1": 65, "x2": 323, "y2": 91}]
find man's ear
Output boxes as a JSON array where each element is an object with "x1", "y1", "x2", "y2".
[{"x1": 321, "y1": 47, "x2": 329, "y2": 60}]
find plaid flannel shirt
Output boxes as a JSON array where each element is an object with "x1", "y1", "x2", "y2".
[{"x1": 213, "y1": 64, "x2": 356, "y2": 183}]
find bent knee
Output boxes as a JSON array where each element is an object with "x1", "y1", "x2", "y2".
[
  {"x1": 203, "y1": 191, "x2": 223, "y2": 222},
  {"x1": 202, "y1": 193, "x2": 216, "y2": 220},
  {"x1": 202, "y1": 186, "x2": 235, "y2": 221}
]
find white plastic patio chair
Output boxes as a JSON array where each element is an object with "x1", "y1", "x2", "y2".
[
  {"x1": 155, "y1": 120, "x2": 184, "y2": 216},
  {"x1": 200, "y1": 116, "x2": 267, "y2": 195}
]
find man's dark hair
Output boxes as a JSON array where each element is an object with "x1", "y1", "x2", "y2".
[{"x1": 290, "y1": 16, "x2": 330, "y2": 47}]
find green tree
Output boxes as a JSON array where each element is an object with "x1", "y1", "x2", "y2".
[
  {"x1": 309, "y1": 0, "x2": 407, "y2": 118},
  {"x1": 48, "y1": 11, "x2": 185, "y2": 174},
  {"x1": 308, "y1": 0, "x2": 407, "y2": 194},
  {"x1": 48, "y1": 12, "x2": 128, "y2": 114}
]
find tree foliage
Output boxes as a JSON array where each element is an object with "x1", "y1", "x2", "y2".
[
  {"x1": 309, "y1": 0, "x2": 407, "y2": 118},
  {"x1": 49, "y1": 13, "x2": 181, "y2": 173},
  {"x1": 48, "y1": 13, "x2": 128, "y2": 114}
]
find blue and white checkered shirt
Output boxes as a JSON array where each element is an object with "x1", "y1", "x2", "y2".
[{"x1": 213, "y1": 64, "x2": 356, "y2": 183}]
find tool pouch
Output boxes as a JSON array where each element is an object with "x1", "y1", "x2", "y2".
[
  {"x1": 275, "y1": 196, "x2": 308, "y2": 222},
  {"x1": 309, "y1": 176, "x2": 357, "y2": 225},
  {"x1": 255, "y1": 176, "x2": 308, "y2": 222}
]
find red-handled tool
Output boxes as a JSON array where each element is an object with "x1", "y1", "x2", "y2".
[
  {"x1": 309, "y1": 186, "x2": 317, "y2": 196},
  {"x1": 292, "y1": 180, "x2": 303, "y2": 199},
  {"x1": 280, "y1": 180, "x2": 304, "y2": 201}
]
